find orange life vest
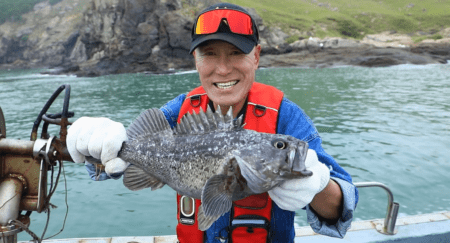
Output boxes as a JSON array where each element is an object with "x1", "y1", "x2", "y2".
[{"x1": 176, "y1": 82, "x2": 284, "y2": 243}]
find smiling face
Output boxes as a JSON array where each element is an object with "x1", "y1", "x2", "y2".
[{"x1": 193, "y1": 40, "x2": 261, "y2": 117}]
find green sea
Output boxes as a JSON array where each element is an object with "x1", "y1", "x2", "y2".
[{"x1": 0, "y1": 64, "x2": 449, "y2": 241}]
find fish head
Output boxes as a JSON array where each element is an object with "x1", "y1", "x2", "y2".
[
  {"x1": 234, "y1": 134, "x2": 313, "y2": 193},
  {"x1": 274, "y1": 135, "x2": 312, "y2": 179}
]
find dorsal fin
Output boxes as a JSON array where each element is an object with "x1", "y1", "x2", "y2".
[
  {"x1": 176, "y1": 106, "x2": 243, "y2": 135},
  {"x1": 127, "y1": 108, "x2": 172, "y2": 140}
]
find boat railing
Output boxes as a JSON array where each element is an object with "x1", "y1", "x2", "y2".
[{"x1": 354, "y1": 182, "x2": 400, "y2": 235}]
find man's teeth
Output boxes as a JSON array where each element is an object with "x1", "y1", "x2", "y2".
[{"x1": 215, "y1": 81, "x2": 238, "y2": 89}]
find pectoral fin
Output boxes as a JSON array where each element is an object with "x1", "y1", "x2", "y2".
[
  {"x1": 123, "y1": 165, "x2": 165, "y2": 191},
  {"x1": 197, "y1": 205, "x2": 221, "y2": 231},
  {"x1": 199, "y1": 157, "x2": 247, "y2": 230},
  {"x1": 201, "y1": 174, "x2": 233, "y2": 217}
]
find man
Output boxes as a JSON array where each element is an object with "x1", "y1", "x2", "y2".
[{"x1": 67, "y1": 3, "x2": 358, "y2": 243}]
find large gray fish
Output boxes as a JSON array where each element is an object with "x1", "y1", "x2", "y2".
[{"x1": 118, "y1": 106, "x2": 312, "y2": 230}]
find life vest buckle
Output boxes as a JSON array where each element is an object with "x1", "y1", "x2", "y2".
[
  {"x1": 253, "y1": 104, "x2": 267, "y2": 117},
  {"x1": 189, "y1": 95, "x2": 201, "y2": 107}
]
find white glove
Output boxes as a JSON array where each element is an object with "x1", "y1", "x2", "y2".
[
  {"x1": 268, "y1": 149, "x2": 330, "y2": 211},
  {"x1": 66, "y1": 117, "x2": 130, "y2": 175}
]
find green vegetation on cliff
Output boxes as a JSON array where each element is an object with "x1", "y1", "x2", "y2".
[
  {"x1": 2, "y1": 0, "x2": 450, "y2": 40},
  {"x1": 0, "y1": 0, "x2": 62, "y2": 23},
  {"x1": 222, "y1": 0, "x2": 450, "y2": 39}
]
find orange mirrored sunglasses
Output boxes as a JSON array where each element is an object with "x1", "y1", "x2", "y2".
[{"x1": 195, "y1": 9, "x2": 254, "y2": 35}]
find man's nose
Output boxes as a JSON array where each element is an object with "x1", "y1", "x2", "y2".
[{"x1": 215, "y1": 55, "x2": 232, "y2": 75}]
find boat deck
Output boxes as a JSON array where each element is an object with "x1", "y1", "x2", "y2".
[{"x1": 19, "y1": 211, "x2": 450, "y2": 243}]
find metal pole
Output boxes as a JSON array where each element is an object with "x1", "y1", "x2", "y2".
[
  {"x1": 0, "y1": 177, "x2": 24, "y2": 243},
  {"x1": 0, "y1": 138, "x2": 73, "y2": 162},
  {"x1": 0, "y1": 178, "x2": 23, "y2": 226},
  {"x1": 354, "y1": 182, "x2": 399, "y2": 235},
  {"x1": 0, "y1": 139, "x2": 35, "y2": 156}
]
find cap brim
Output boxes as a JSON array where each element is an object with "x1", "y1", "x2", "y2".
[{"x1": 190, "y1": 33, "x2": 255, "y2": 54}]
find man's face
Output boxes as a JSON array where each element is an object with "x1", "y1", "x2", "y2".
[{"x1": 193, "y1": 40, "x2": 261, "y2": 108}]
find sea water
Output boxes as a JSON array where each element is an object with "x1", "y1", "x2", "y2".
[{"x1": 0, "y1": 64, "x2": 449, "y2": 240}]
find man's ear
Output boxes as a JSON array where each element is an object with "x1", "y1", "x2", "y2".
[
  {"x1": 253, "y1": 44, "x2": 261, "y2": 68},
  {"x1": 192, "y1": 49, "x2": 198, "y2": 71}
]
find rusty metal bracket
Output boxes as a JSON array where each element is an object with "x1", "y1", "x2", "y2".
[
  {"x1": 44, "y1": 136, "x2": 55, "y2": 166},
  {"x1": 36, "y1": 158, "x2": 46, "y2": 212},
  {"x1": 36, "y1": 136, "x2": 55, "y2": 211},
  {"x1": 32, "y1": 139, "x2": 48, "y2": 159}
]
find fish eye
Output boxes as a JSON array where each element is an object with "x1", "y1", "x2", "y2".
[{"x1": 273, "y1": 140, "x2": 287, "y2": 149}]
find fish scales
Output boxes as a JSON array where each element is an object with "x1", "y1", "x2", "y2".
[
  {"x1": 119, "y1": 107, "x2": 312, "y2": 231},
  {"x1": 121, "y1": 129, "x2": 245, "y2": 198}
]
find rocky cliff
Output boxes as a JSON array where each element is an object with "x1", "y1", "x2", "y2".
[
  {"x1": 0, "y1": 0, "x2": 298, "y2": 76},
  {"x1": 1, "y1": 0, "x2": 199, "y2": 75},
  {"x1": 0, "y1": 0, "x2": 449, "y2": 76}
]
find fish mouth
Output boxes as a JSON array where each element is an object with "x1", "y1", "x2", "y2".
[
  {"x1": 289, "y1": 143, "x2": 313, "y2": 177},
  {"x1": 214, "y1": 80, "x2": 239, "y2": 89}
]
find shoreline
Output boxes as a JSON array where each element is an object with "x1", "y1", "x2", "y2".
[
  {"x1": 1, "y1": 35, "x2": 449, "y2": 76},
  {"x1": 259, "y1": 43, "x2": 449, "y2": 70}
]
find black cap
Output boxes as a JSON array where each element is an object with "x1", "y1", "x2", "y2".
[{"x1": 190, "y1": 3, "x2": 259, "y2": 54}]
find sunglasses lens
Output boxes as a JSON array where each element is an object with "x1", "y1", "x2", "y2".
[
  {"x1": 195, "y1": 10, "x2": 253, "y2": 35},
  {"x1": 196, "y1": 11, "x2": 218, "y2": 34},
  {"x1": 227, "y1": 10, "x2": 253, "y2": 35}
]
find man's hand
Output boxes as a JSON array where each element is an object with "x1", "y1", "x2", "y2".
[
  {"x1": 268, "y1": 149, "x2": 330, "y2": 211},
  {"x1": 67, "y1": 117, "x2": 129, "y2": 176}
]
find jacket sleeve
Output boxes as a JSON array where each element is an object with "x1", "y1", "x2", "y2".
[
  {"x1": 277, "y1": 97, "x2": 359, "y2": 238},
  {"x1": 159, "y1": 93, "x2": 187, "y2": 128}
]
